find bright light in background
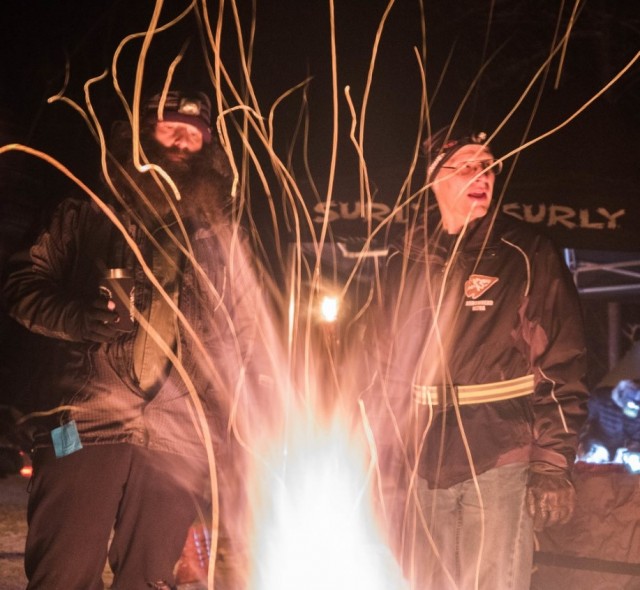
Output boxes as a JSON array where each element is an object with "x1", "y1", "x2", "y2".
[
  {"x1": 250, "y1": 417, "x2": 408, "y2": 590},
  {"x1": 319, "y1": 295, "x2": 340, "y2": 323}
]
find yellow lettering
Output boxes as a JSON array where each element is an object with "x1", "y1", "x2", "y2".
[
  {"x1": 522, "y1": 204, "x2": 546, "y2": 224},
  {"x1": 597, "y1": 208, "x2": 625, "y2": 229},
  {"x1": 548, "y1": 205, "x2": 576, "y2": 229},
  {"x1": 338, "y1": 202, "x2": 362, "y2": 221},
  {"x1": 313, "y1": 203, "x2": 339, "y2": 223},
  {"x1": 370, "y1": 202, "x2": 391, "y2": 222},
  {"x1": 579, "y1": 209, "x2": 604, "y2": 229},
  {"x1": 502, "y1": 203, "x2": 524, "y2": 221}
]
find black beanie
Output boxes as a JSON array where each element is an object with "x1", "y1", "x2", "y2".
[
  {"x1": 143, "y1": 90, "x2": 213, "y2": 143},
  {"x1": 423, "y1": 127, "x2": 490, "y2": 182}
]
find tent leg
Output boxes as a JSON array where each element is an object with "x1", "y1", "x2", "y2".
[{"x1": 608, "y1": 301, "x2": 621, "y2": 370}]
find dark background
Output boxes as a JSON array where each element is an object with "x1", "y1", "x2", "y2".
[
  {"x1": 1, "y1": 0, "x2": 639, "y2": 388},
  {"x1": 1, "y1": 1, "x2": 639, "y2": 246}
]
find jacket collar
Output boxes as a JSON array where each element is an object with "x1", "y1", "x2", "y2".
[{"x1": 395, "y1": 204, "x2": 504, "y2": 262}]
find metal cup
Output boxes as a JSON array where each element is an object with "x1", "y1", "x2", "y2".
[{"x1": 99, "y1": 268, "x2": 136, "y2": 331}]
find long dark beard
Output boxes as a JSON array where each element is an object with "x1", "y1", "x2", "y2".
[{"x1": 108, "y1": 126, "x2": 232, "y2": 228}]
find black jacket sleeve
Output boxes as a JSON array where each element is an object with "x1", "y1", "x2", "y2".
[
  {"x1": 524, "y1": 235, "x2": 589, "y2": 471},
  {"x1": 3, "y1": 199, "x2": 103, "y2": 342}
]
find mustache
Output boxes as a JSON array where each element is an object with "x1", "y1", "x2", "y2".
[{"x1": 164, "y1": 146, "x2": 194, "y2": 159}]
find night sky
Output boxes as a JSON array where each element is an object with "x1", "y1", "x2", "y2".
[
  {"x1": 1, "y1": 0, "x2": 639, "y2": 252},
  {"x1": 1, "y1": 1, "x2": 639, "y2": 414},
  {"x1": 1, "y1": 9, "x2": 640, "y2": 589}
]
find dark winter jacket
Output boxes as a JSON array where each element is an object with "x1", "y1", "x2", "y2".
[
  {"x1": 2, "y1": 197, "x2": 265, "y2": 458},
  {"x1": 369, "y1": 209, "x2": 589, "y2": 488}
]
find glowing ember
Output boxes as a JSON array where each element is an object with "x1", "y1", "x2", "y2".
[
  {"x1": 249, "y1": 417, "x2": 408, "y2": 590},
  {"x1": 19, "y1": 452, "x2": 32, "y2": 478}
]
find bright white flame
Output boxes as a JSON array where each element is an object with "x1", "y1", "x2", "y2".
[
  {"x1": 319, "y1": 295, "x2": 339, "y2": 323},
  {"x1": 250, "y1": 419, "x2": 407, "y2": 590}
]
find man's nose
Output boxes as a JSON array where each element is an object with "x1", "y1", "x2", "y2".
[
  {"x1": 473, "y1": 163, "x2": 490, "y2": 177},
  {"x1": 468, "y1": 165, "x2": 487, "y2": 181},
  {"x1": 471, "y1": 164, "x2": 493, "y2": 181},
  {"x1": 173, "y1": 129, "x2": 189, "y2": 149}
]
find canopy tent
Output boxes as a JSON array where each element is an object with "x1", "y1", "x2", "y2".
[{"x1": 532, "y1": 337, "x2": 640, "y2": 590}]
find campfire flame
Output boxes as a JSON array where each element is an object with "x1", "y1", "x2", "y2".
[{"x1": 249, "y1": 415, "x2": 408, "y2": 590}]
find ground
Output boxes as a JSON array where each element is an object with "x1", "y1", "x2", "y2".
[
  {"x1": 0, "y1": 474, "x2": 115, "y2": 589},
  {"x1": 0, "y1": 474, "x2": 29, "y2": 589}
]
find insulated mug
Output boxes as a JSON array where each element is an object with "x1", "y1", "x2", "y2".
[{"x1": 99, "y1": 268, "x2": 135, "y2": 331}]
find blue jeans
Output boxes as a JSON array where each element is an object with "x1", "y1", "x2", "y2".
[{"x1": 409, "y1": 462, "x2": 533, "y2": 590}]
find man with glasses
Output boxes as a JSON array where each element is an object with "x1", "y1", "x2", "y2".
[{"x1": 368, "y1": 128, "x2": 588, "y2": 589}]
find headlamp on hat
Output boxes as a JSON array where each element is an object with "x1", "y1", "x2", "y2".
[{"x1": 177, "y1": 98, "x2": 203, "y2": 117}]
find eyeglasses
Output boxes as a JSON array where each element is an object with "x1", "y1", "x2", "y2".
[{"x1": 441, "y1": 159, "x2": 503, "y2": 178}]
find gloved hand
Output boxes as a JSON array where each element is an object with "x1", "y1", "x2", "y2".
[
  {"x1": 526, "y1": 462, "x2": 576, "y2": 531},
  {"x1": 81, "y1": 297, "x2": 122, "y2": 343}
]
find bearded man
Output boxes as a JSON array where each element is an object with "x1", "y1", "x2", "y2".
[{"x1": 3, "y1": 89, "x2": 263, "y2": 589}]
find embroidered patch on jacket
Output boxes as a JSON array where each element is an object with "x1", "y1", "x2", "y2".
[{"x1": 464, "y1": 274, "x2": 499, "y2": 300}]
